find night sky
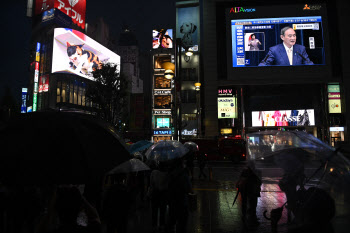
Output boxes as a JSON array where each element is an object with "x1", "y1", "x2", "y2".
[{"x1": 1, "y1": 0, "x2": 175, "y2": 105}]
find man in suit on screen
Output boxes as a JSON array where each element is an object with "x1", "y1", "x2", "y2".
[{"x1": 259, "y1": 26, "x2": 313, "y2": 66}]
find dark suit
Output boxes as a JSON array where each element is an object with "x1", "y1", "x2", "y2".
[{"x1": 259, "y1": 43, "x2": 313, "y2": 66}]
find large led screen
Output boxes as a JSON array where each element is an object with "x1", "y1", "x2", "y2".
[
  {"x1": 231, "y1": 16, "x2": 325, "y2": 67},
  {"x1": 153, "y1": 29, "x2": 173, "y2": 49},
  {"x1": 251, "y1": 109, "x2": 315, "y2": 127},
  {"x1": 52, "y1": 28, "x2": 120, "y2": 81}
]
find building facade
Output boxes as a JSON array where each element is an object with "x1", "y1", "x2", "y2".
[{"x1": 176, "y1": 0, "x2": 348, "y2": 146}]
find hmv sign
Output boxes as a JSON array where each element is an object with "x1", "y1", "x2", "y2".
[
  {"x1": 35, "y1": 0, "x2": 86, "y2": 29},
  {"x1": 218, "y1": 88, "x2": 234, "y2": 97}
]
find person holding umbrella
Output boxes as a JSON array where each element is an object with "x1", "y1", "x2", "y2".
[{"x1": 236, "y1": 163, "x2": 262, "y2": 226}]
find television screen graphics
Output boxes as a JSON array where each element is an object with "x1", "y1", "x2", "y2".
[
  {"x1": 52, "y1": 28, "x2": 120, "y2": 81},
  {"x1": 156, "y1": 117, "x2": 170, "y2": 128},
  {"x1": 231, "y1": 16, "x2": 325, "y2": 67},
  {"x1": 153, "y1": 29, "x2": 173, "y2": 49}
]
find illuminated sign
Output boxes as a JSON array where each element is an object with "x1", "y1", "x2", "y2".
[
  {"x1": 229, "y1": 7, "x2": 256, "y2": 13},
  {"x1": 182, "y1": 129, "x2": 197, "y2": 136},
  {"x1": 328, "y1": 84, "x2": 341, "y2": 113},
  {"x1": 153, "y1": 110, "x2": 171, "y2": 115},
  {"x1": 251, "y1": 109, "x2": 315, "y2": 127},
  {"x1": 153, "y1": 130, "x2": 172, "y2": 135},
  {"x1": 52, "y1": 28, "x2": 120, "y2": 80},
  {"x1": 154, "y1": 90, "x2": 172, "y2": 95},
  {"x1": 218, "y1": 97, "x2": 237, "y2": 119},
  {"x1": 218, "y1": 88, "x2": 234, "y2": 97},
  {"x1": 21, "y1": 88, "x2": 27, "y2": 113},
  {"x1": 33, "y1": 43, "x2": 40, "y2": 112},
  {"x1": 330, "y1": 127, "x2": 344, "y2": 132},
  {"x1": 33, "y1": 94, "x2": 38, "y2": 112},
  {"x1": 35, "y1": 0, "x2": 86, "y2": 29},
  {"x1": 157, "y1": 118, "x2": 170, "y2": 128},
  {"x1": 153, "y1": 29, "x2": 173, "y2": 49},
  {"x1": 221, "y1": 128, "x2": 233, "y2": 134},
  {"x1": 39, "y1": 75, "x2": 49, "y2": 93}
]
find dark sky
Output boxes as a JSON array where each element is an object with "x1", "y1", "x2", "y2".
[{"x1": 1, "y1": 0, "x2": 175, "y2": 105}]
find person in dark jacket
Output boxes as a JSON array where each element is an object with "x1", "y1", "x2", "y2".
[
  {"x1": 236, "y1": 165, "x2": 262, "y2": 226},
  {"x1": 167, "y1": 159, "x2": 193, "y2": 233}
]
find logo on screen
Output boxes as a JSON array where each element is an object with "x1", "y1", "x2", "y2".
[
  {"x1": 229, "y1": 7, "x2": 256, "y2": 13},
  {"x1": 303, "y1": 4, "x2": 322, "y2": 10}
]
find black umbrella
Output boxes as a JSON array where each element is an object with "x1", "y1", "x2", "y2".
[{"x1": 0, "y1": 111, "x2": 132, "y2": 184}]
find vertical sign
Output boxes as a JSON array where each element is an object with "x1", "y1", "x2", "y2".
[
  {"x1": 21, "y1": 88, "x2": 27, "y2": 113},
  {"x1": 328, "y1": 84, "x2": 341, "y2": 113},
  {"x1": 33, "y1": 42, "x2": 40, "y2": 112}
]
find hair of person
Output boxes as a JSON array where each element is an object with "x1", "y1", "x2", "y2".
[
  {"x1": 251, "y1": 33, "x2": 256, "y2": 38},
  {"x1": 280, "y1": 26, "x2": 293, "y2": 36}
]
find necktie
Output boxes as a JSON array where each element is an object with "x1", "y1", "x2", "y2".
[{"x1": 287, "y1": 48, "x2": 293, "y2": 65}]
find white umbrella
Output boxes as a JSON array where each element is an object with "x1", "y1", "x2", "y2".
[
  {"x1": 145, "y1": 140, "x2": 189, "y2": 162},
  {"x1": 108, "y1": 158, "x2": 150, "y2": 174}
]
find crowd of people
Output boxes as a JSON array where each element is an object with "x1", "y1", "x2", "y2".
[{"x1": 0, "y1": 148, "x2": 205, "y2": 233}]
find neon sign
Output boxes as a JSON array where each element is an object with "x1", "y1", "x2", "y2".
[{"x1": 229, "y1": 7, "x2": 256, "y2": 13}]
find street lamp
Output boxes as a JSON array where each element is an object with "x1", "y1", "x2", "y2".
[
  {"x1": 184, "y1": 48, "x2": 193, "y2": 62},
  {"x1": 164, "y1": 69, "x2": 174, "y2": 79},
  {"x1": 194, "y1": 82, "x2": 201, "y2": 91}
]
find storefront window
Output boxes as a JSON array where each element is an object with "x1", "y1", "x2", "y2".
[
  {"x1": 61, "y1": 81, "x2": 66, "y2": 103},
  {"x1": 154, "y1": 76, "x2": 171, "y2": 89},
  {"x1": 154, "y1": 95, "x2": 171, "y2": 109},
  {"x1": 57, "y1": 81, "x2": 61, "y2": 103},
  {"x1": 78, "y1": 85, "x2": 82, "y2": 105},
  {"x1": 69, "y1": 83, "x2": 73, "y2": 104}
]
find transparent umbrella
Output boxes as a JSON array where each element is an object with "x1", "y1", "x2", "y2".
[
  {"x1": 246, "y1": 130, "x2": 350, "y2": 232},
  {"x1": 184, "y1": 141, "x2": 199, "y2": 152},
  {"x1": 128, "y1": 140, "x2": 153, "y2": 154},
  {"x1": 145, "y1": 140, "x2": 189, "y2": 162},
  {"x1": 108, "y1": 158, "x2": 150, "y2": 174}
]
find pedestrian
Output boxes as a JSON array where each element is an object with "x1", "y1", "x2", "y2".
[
  {"x1": 167, "y1": 158, "x2": 193, "y2": 233},
  {"x1": 36, "y1": 185, "x2": 102, "y2": 233},
  {"x1": 149, "y1": 162, "x2": 169, "y2": 233},
  {"x1": 185, "y1": 150, "x2": 195, "y2": 180},
  {"x1": 198, "y1": 152, "x2": 207, "y2": 179},
  {"x1": 101, "y1": 175, "x2": 131, "y2": 233},
  {"x1": 236, "y1": 164, "x2": 262, "y2": 226}
]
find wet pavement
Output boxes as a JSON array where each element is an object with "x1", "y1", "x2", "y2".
[{"x1": 126, "y1": 161, "x2": 348, "y2": 233}]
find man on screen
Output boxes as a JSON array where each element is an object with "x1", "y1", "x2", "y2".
[{"x1": 258, "y1": 26, "x2": 313, "y2": 66}]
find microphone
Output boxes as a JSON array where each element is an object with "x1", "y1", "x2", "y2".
[
  {"x1": 296, "y1": 51, "x2": 307, "y2": 61},
  {"x1": 262, "y1": 54, "x2": 270, "y2": 63}
]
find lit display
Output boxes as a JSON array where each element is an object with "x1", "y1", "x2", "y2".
[
  {"x1": 251, "y1": 109, "x2": 315, "y2": 127},
  {"x1": 52, "y1": 28, "x2": 120, "y2": 80}
]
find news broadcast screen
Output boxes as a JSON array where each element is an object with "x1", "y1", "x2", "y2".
[
  {"x1": 153, "y1": 29, "x2": 174, "y2": 49},
  {"x1": 52, "y1": 28, "x2": 120, "y2": 81},
  {"x1": 231, "y1": 16, "x2": 325, "y2": 67}
]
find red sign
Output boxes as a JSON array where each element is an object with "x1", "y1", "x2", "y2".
[
  {"x1": 55, "y1": 0, "x2": 86, "y2": 29},
  {"x1": 35, "y1": 0, "x2": 86, "y2": 29},
  {"x1": 39, "y1": 75, "x2": 49, "y2": 93}
]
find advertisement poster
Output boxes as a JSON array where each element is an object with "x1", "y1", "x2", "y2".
[
  {"x1": 328, "y1": 84, "x2": 341, "y2": 113},
  {"x1": 176, "y1": 6, "x2": 199, "y2": 50},
  {"x1": 153, "y1": 29, "x2": 173, "y2": 49},
  {"x1": 39, "y1": 75, "x2": 49, "y2": 93},
  {"x1": 35, "y1": 0, "x2": 86, "y2": 29},
  {"x1": 52, "y1": 28, "x2": 120, "y2": 81},
  {"x1": 251, "y1": 109, "x2": 315, "y2": 127},
  {"x1": 218, "y1": 97, "x2": 237, "y2": 119}
]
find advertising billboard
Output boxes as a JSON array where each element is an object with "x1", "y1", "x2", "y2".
[
  {"x1": 153, "y1": 29, "x2": 174, "y2": 49},
  {"x1": 218, "y1": 97, "x2": 237, "y2": 119},
  {"x1": 328, "y1": 84, "x2": 341, "y2": 113},
  {"x1": 251, "y1": 109, "x2": 315, "y2": 127},
  {"x1": 231, "y1": 16, "x2": 325, "y2": 67},
  {"x1": 35, "y1": 0, "x2": 86, "y2": 29},
  {"x1": 176, "y1": 6, "x2": 199, "y2": 50},
  {"x1": 52, "y1": 28, "x2": 120, "y2": 81}
]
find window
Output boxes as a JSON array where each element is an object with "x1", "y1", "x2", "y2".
[
  {"x1": 181, "y1": 68, "x2": 197, "y2": 81},
  {"x1": 57, "y1": 81, "x2": 61, "y2": 103},
  {"x1": 181, "y1": 90, "x2": 196, "y2": 103}
]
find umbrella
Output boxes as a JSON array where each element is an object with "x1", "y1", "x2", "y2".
[
  {"x1": 145, "y1": 140, "x2": 189, "y2": 162},
  {"x1": 184, "y1": 141, "x2": 199, "y2": 152},
  {"x1": 128, "y1": 140, "x2": 153, "y2": 154},
  {"x1": 108, "y1": 158, "x2": 150, "y2": 174},
  {"x1": 0, "y1": 112, "x2": 132, "y2": 184}
]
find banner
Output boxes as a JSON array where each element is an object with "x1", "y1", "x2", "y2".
[
  {"x1": 251, "y1": 109, "x2": 315, "y2": 127},
  {"x1": 52, "y1": 28, "x2": 120, "y2": 80},
  {"x1": 328, "y1": 84, "x2": 341, "y2": 113},
  {"x1": 218, "y1": 97, "x2": 237, "y2": 119},
  {"x1": 176, "y1": 6, "x2": 199, "y2": 50}
]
